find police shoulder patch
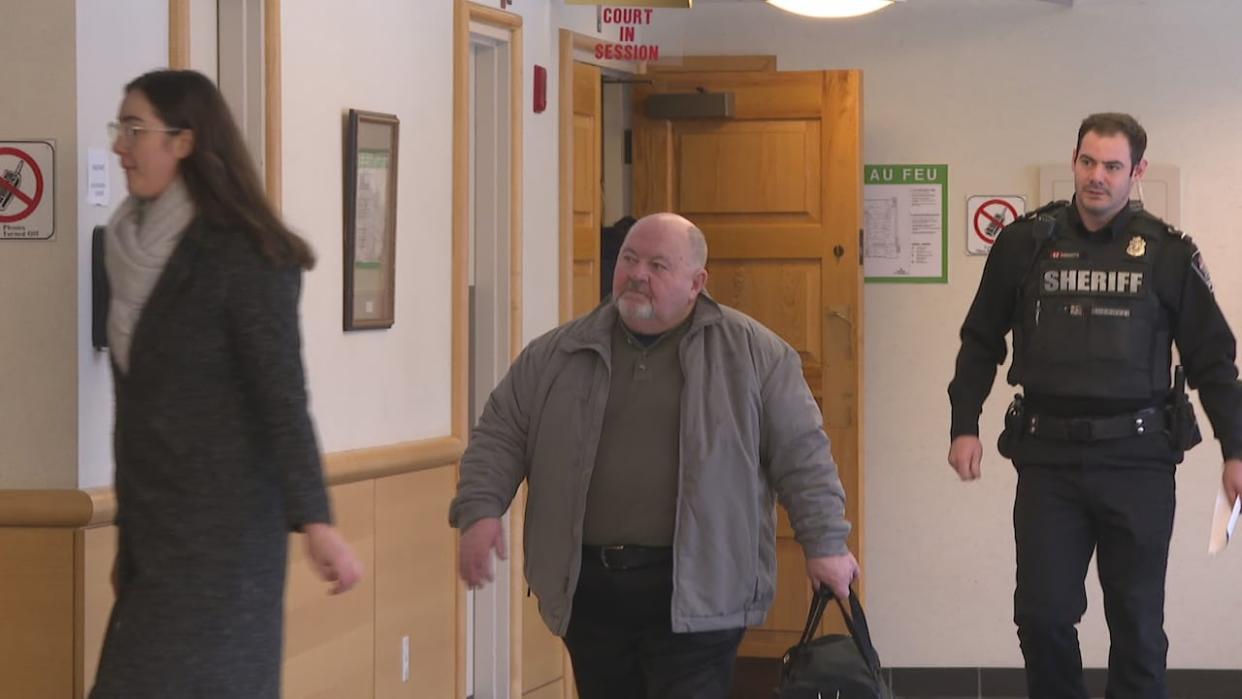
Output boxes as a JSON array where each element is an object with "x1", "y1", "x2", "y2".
[{"x1": 1191, "y1": 246, "x2": 1214, "y2": 293}]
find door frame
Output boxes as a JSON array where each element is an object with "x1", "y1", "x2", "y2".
[
  {"x1": 167, "y1": 0, "x2": 284, "y2": 205},
  {"x1": 557, "y1": 30, "x2": 640, "y2": 323},
  {"x1": 466, "y1": 14, "x2": 521, "y2": 699},
  {"x1": 455, "y1": 2, "x2": 525, "y2": 696}
]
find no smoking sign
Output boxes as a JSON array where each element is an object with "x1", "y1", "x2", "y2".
[
  {"x1": 0, "y1": 141, "x2": 55, "y2": 240},
  {"x1": 966, "y1": 195, "x2": 1024, "y2": 255}
]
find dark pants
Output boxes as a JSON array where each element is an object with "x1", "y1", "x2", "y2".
[
  {"x1": 564, "y1": 548, "x2": 745, "y2": 699},
  {"x1": 1013, "y1": 463, "x2": 1176, "y2": 699}
]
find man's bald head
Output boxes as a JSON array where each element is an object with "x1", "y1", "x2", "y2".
[
  {"x1": 612, "y1": 212, "x2": 710, "y2": 334},
  {"x1": 627, "y1": 213, "x2": 709, "y2": 271}
]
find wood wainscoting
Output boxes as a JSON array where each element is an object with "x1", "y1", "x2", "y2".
[{"x1": 0, "y1": 436, "x2": 464, "y2": 699}]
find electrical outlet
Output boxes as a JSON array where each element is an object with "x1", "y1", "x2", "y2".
[{"x1": 401, "y1": 635, "x2": 410, "y2": 682}]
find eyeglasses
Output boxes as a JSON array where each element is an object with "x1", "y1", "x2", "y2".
[{"x1": 107, "y1": 121, "x2": 183, "y2": 144}]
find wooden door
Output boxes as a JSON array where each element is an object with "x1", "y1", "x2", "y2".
[
  {"x1": 632, "y1": 69, "x2": 863, "y2": 658},
  {"x1": 571, "y1": 61, "x2": 603, "y2": 319}
]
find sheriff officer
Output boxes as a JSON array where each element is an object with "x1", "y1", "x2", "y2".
[{"x1": 947, "y1": 112, "x2": 1242, "y2": 699}]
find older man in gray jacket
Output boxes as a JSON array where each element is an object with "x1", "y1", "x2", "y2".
[{"x1": 449, "y1": 212, "x2": 858, "y2": 699}]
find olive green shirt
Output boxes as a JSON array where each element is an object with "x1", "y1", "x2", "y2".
[{"x1": 582, "y1": 313, "x2": 693, "y2": 546}]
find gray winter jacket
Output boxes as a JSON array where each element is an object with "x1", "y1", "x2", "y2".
[{"x1": 448, "y1": 294, "x2": 850, "y2": 635}]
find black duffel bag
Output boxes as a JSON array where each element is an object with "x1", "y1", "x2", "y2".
[{"x1": 776, "y1": 585, "x2": 893, "y2": 698}]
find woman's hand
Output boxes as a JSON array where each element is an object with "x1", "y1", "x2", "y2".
[{"x1": 303, "y1": 523, "x2": 364, "y2": 595}]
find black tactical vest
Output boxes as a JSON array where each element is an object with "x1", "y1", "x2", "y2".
[{"x1": 1009, "y1": 207, "x2": 1171, "y2": 400}]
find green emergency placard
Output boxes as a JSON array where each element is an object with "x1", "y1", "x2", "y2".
[{"x1": 863, "y1": 164, "x2": 948, "y2": 283}]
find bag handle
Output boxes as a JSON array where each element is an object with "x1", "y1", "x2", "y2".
[{"x1": 796, "y1": 584, "x2": 883, "y2": 674}]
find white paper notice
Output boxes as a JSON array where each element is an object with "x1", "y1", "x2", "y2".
[
  {"x1": 88, "y1": 148, "x2": 109, "y2": 206},
  {"x1": 1208, "y1": 489, "x2": 1240, "y2": 555},
  {"x1": 354, "y1": 149, "x2": 389, "y2": 265},
  {"x1": 863, "y1": 165, "x2": 948, "y2": 282}
]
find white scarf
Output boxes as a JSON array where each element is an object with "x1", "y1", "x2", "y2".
[{"x1": 105, "y1": 178, "x2": 196, "y2": 374}]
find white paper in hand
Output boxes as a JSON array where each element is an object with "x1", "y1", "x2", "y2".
[{"x1": 1208, "y1": 489, "x2": 1241, "y2": 555}]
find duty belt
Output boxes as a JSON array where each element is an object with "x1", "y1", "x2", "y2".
[{"x1": 1026, "y1": 406, "x2": 1165, "y2": 442}]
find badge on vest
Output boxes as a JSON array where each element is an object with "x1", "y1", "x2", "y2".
[{"x1": 1127, "y1": 236, "x2": 1147, "y2": 257}]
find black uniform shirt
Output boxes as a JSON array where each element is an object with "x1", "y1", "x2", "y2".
[{"x1": 948, "y1": 199, "x2": 1242, "y2": 460}]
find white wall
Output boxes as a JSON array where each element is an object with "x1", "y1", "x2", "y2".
[
  {"x1": 76, "y1": 0, "x2": 169, "y2": 488},
  {"x1": 280, "y1": 0, "x2": 456, "y2": 449},
  {"x1": 188, "y1": 0, "x2": 218, "y2": 82},
  {"x1": 277, "y1": 0, "x2": 606, "y2": 448},
  {"x1": 647, "y1": 0, "x2": 1242, "y2": 669},
  {"x1": 0, "y1": 0, "x2": 79, "y2": 489},
  {"x1": 511, "y1": 0, "x2": 560, "y2": 343},
  {"x1": 513, "y1": 1, "x2": 622, "y2": 340},
  {"x1": 68, "y1": 0, "x2": 590, "y2": 481}
]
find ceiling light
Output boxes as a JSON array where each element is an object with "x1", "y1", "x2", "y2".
[{"x1": 766, "y1": 0, "x2": 902, "y2": 19}]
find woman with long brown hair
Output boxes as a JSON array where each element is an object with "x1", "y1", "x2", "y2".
[{"x1": 89, "y1": 69, "x2": 362, "y2": 699}]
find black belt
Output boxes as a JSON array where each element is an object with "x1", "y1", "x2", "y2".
[
  {"x1": 583, "y1": 545, "x2": 673, "y2": 571},
  {"x1": 1026, "y1": 406, "x2": 1164, "y2": 442}
]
